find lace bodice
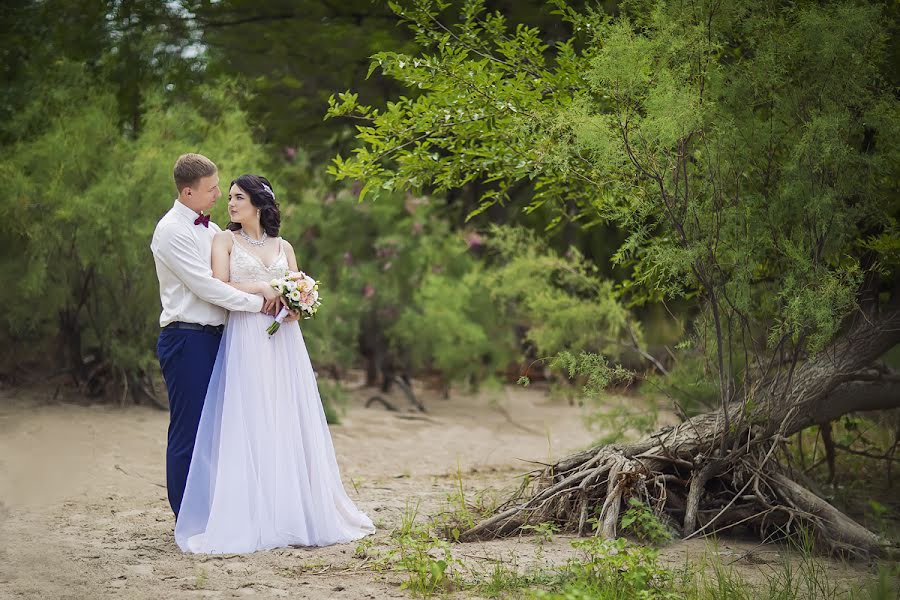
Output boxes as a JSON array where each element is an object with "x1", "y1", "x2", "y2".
[{"x1": 229, "y1": 233, "x2": 289, "y2": 283}]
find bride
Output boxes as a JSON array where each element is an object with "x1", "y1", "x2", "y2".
[{"x1": 175, "y1": 174, "x2": 375, "y2": 554}]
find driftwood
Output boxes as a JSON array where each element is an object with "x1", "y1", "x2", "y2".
[{"x1": 461, "y1": 309, "x2": 900, "y2": 557}]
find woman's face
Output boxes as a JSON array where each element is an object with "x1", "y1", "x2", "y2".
[{"x1": 227, "y1": 184, "x2": 257, "y2": 225}]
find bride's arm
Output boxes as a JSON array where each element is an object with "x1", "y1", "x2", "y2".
[
  {"x1": 283, "y1": 239, "x2": 300, "y2": 272},
  {"x1": 281, "y1": 240, "x2": 302, "y2": 323},
  {"x1": 212, "y1": 232, "x2": 280, "y2": 311}
]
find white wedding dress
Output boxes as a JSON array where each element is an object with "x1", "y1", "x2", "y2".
[{"x1": 175, "y1": 236, "x2": 375, "y2": 554}]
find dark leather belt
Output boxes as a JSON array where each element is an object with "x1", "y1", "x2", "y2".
[{"x1": 163, "y1": 321, "x2": 224, "y2": 335}]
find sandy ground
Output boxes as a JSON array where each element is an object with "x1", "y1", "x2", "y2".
[{"x1": 0, "y1": 379, "x2": 879, "y2": 599}]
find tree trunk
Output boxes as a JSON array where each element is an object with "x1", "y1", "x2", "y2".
[{"x1": 461, "y1": 309, "x2": 900, "y2": 556}]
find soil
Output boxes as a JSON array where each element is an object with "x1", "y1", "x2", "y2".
[{"x1": 0, "y1": 378, "x2": 877, "y2": 599}]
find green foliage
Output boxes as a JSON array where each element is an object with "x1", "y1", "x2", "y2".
[
  {"x1": 0, "y1": 63, "x2": 267, "y2": 386},
  {"x1": 391, "y1": 262, "x2": 517, "y2": 388},
  {"x1": 535, "y1": 537, "x2": 680, "y2": 600},
  {"x1": 461, "y1": 534, "x2": 894, "y2": 599},
  {"x1": 684, "y1": 532, "x2": 895, "y2": 600},
  {"x1": 276, "y1": 170, "x2": 521, "y2": 386},
  {"x1": 644, "y1": 353, "x2": 720, "y2": 416},
  {"x1": 483, "y1": 227, "x2": 631, "y2": 358},
  {"x1": 330, "y1": 0, "x2": 900, "y2": 417},
  {"x1": 432, "y1": 464, "x2": 499, "y2": 542},
  {"x1": 0, "y1": 1, "x2": 203, "y2": 143},
  {"x1": 192, "y1": 0, "x2": 417, "y2": 159},
  {"x1": 382, "y1": 502, "x2": 462, "y2": 597},
  {"x1": 620, "y1": 498, "x2": 674, "y2": 546},
  {"x1": 315, "y1": 378, "x2": 347, "y2": 425}
]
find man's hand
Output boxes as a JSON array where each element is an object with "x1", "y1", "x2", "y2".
[
  {"x1": 259, "y1": 283, "x2": 281, "y2": 315},
  {"x1": 282, "y1": 309, "x2": 301, "y2": 323}
]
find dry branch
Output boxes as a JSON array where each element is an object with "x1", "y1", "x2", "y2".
[{"x1": 461, "y1": 310, "x2": 900, "y2": 556}]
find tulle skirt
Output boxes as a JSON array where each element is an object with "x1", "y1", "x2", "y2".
[{"x1": 174, "y1": 312, "x2": 375, "y2": 554}]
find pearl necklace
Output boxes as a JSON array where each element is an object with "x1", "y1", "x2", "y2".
[{"x1": 239, "y1": 228, "x2": 268, "y2": 246}]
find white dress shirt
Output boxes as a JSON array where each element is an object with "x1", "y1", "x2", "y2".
[{"x1": 151, "y1": 200, "x2": 264, "y2": 327}]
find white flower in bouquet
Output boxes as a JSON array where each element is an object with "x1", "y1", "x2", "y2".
[{"x1": 266, "y1": 271, "x2": 323, "y2": 335}]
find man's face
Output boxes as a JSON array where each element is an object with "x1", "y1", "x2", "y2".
[{"x1": 186, "y1": 173, "x2": 221, "y2": 212}]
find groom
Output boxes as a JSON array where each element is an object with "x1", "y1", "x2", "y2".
[{"x1": 151, "y1": 153, "x2": 274, "y2": 518}]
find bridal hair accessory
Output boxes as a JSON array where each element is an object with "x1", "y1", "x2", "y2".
[
  {"x1": 261, "y1": 183, "x2": 275, "y2": 199},
  {"x1": 194, "y1": 213, "x2": 210, "y2": 227}
]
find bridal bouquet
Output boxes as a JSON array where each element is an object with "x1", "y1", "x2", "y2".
[{"x1": 266, "y1": 272, "x2": 321, "y2": 336}]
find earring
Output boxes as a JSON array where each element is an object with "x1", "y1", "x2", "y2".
[{"x1": 257, "y1": 209, "x2": 260, "y2": 218}]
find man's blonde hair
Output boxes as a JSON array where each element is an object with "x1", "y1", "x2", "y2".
[{"x1": 173, "y1": 153, "x2": 217, "y2": 192}]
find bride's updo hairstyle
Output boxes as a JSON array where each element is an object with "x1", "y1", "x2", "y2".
[{"x1": 226, "y1": 174, "x2": 281, "y2": 237}]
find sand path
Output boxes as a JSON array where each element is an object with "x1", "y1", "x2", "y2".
[{"x1": 0, "y1": 381, "x2": 870, "y2": 599}]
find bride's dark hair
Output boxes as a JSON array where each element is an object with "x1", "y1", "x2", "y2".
[{"x1": 226, "y1": 174, "x2": 281, "y2": 237}]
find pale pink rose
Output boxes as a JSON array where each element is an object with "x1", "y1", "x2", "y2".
[{"x1": 299, "y1": 291, "x2": 316, "y2": 306}]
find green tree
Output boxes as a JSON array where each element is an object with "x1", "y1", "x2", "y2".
[
  {"x1": 0, "y1": 63, "x2": 267, "y2": 400},
  {"x1": 1, "y1": 0, "x2": 202, "y2": 143},
  {"x1": 329, "y1": 0, "x2": 900, "y2": 553}
]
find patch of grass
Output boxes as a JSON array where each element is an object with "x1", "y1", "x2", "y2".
[
  {"x1": 682, "y1": 530, "x2": 892, "y2": 600},
  {"x1": 469, "y1": 559, "x2": 559, "y2": 599},
  {"x1": 433, "y1": 462, "x2": 498, "y2": 542},
  {"x1": 456, "y1": 534, "x2": 889, "y2": 600},
  {"x1": 379, "y1": 501, "x2": 463, "y2": 597},
  {"x1": 851, "y1": 563, "x2": 900, "y2": 600}
]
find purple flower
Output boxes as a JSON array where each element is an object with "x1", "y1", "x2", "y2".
[{"x1": 465, "y1": 231, "x2": 483, "y2": 249}]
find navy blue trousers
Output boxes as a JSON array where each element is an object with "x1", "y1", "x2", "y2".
[{"x1": 157, "y1": 327, "x2": 222, "y2": 518}]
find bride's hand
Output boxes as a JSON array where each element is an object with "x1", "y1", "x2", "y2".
[
  {"x1": 282, "y1": 309, "x2": 301, "y2": 323},
  {"x1": 258, "y1": 283, "x2": 281, "y2": 314}
]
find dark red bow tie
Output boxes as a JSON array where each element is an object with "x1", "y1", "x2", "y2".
[{"x1": 194, "y1": 213, "x2": 210, "y2": 227}]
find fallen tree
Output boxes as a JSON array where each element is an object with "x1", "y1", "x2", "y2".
[{"x1": 460, "y1": 307, "x2": 900, "y2": 555}]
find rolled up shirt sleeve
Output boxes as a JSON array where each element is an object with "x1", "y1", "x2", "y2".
[{"x1": 154, "y1": 224, "x2": 264, "y2": 314}]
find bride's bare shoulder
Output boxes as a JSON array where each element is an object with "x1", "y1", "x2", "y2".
[{"x1": 212, "y1": 230, "x2": 235, "y2": 250}]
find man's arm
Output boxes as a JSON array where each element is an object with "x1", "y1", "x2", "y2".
[
  {"x1": 211, "y1": 232, "x2": 281, "y2": 314},
  {"x1": 154, "y1": 224, "x2": 264, "y2": 313}
]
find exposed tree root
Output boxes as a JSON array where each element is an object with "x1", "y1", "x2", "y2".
[{"x1": 460, "y1": 311, "x2": 900, "y2": 557}]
